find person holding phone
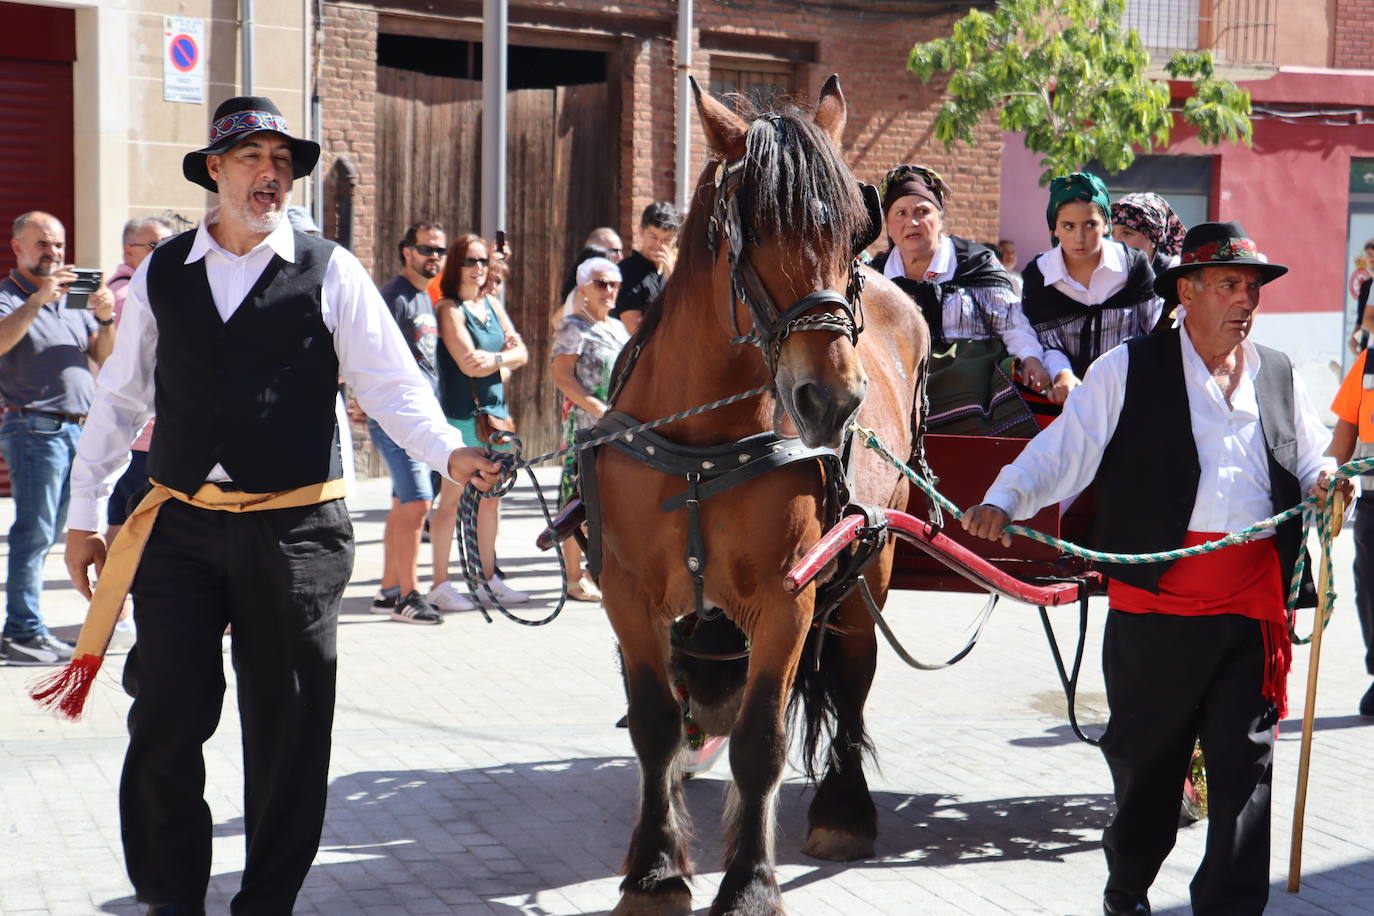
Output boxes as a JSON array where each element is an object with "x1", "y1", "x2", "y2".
[
  {"x1": 611, "y1": 201, "x2": 680, "y2": 335},
  {"x1": 0, "y1": 211, "x2": 114, "y2": 666}
]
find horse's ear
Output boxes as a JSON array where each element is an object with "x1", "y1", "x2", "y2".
[
  {"x1": 691, "y1": 76, "x2": 748, "y2": 160},
  {"x1": 814, "y1": 74, "x2": 846, "y2": 149}
]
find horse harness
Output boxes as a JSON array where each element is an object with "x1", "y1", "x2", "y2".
[{"x1": 578, "y1": 131, "x2": 894, "y2": 639}]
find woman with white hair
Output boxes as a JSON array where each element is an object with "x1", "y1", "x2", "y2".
[{"x1": 551, "y1": 256, "x2": 629, "y2": 601}]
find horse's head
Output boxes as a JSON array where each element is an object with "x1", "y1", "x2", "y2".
[{"x1": 692, "y1": 76, "x2": 875, "y2": 449}]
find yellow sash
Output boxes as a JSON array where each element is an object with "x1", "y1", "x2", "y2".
[{"x1": 32, "y1": 478, "x2": 348, "y2": 718}]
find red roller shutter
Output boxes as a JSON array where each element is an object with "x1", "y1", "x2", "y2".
[{"x1": 0, "y1": 1, "x2": 75, "y2": 275}]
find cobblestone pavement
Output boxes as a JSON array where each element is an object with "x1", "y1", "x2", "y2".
[{"x1": 2, "y1": 470, "x2": 1372, "y2": 915}]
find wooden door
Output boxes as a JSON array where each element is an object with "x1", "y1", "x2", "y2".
[{"x1": 374, "y1": 69, "x2": 616, "y2": 456}]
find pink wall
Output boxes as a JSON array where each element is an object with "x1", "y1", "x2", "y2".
[
  {"x1": 998, "y1": 69, "x2": 1374, "y2": 314},
  {"x1": 1164, "y1": 69, "x2": 1374, "y2": 314}
]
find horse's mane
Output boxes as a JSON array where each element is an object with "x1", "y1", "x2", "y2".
[{"x1": 609, "y1": 101, "x2": 865, "y2": 398}]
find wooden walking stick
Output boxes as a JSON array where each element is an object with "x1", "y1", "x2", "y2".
[{"x1": 1287, "y1": 488, "x2": 1345, "y2": 893}]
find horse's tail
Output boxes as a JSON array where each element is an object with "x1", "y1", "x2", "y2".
[{"x1": 787, "y1": 618, "x2": 875, "y2": 784}]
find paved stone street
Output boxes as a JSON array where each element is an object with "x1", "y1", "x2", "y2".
[{"x1": 1, "y1": 469, "x2": 1372, "y2": 915}]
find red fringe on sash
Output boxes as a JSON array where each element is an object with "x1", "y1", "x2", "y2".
[{"x1": 29, "y1": 653, "x2": 105, "y2": 720}]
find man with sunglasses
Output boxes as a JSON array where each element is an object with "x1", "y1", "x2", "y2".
[{"x1": 367, "y1": 221, "x2": 453, "y2": 622}]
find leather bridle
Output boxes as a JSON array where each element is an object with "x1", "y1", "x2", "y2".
[{"x1": 703, "y1": 147, "x2": 872, "y2": 375}]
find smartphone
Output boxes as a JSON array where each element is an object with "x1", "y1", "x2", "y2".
[
  {"x1": 64, "y1": 269, "x2": 103, "y2": 309},
  {"x1": 495, "y1": 229, "x2": 506, "y2": 252}
]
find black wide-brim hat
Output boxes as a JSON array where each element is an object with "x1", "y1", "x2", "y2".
[
  {"x1": 1154, "y1": 221, "x2": 1288, "y2": 304},
  {"x1": 183, "y1": 96, "x2": 321, "y2": 193}
]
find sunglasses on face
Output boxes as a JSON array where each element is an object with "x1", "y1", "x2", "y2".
[
  {"x1": 462, "y1": 257, "x2": 490, "y2": 268},
  {"x1": 591, "y1": 279, "x2": 621, "y2": 291},
  {"x1": 129, "y1": 241, "x2": 162, "y2": 251},
  {"x1": 410, "y1": 245, "x2": 446, "y2": 257}
]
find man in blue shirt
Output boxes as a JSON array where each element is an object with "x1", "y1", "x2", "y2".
[{"x1": 0, "y1": 211, "x2": 115, "y2": 664}]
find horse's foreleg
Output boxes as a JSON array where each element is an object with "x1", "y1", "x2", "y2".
[
  {"x1": 801, "y1": 585, "x2": 879, "y2": 861},
  {"x1": 610, "y1": 609, "x2": 693, "y2": 916},
  {"x1": 711, "y1": 606, "x2": 808, "y2": 916}
]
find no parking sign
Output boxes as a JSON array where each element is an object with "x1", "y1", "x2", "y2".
[{"x1": 163, "y1": 16, "x2": 206, "y2": 104}]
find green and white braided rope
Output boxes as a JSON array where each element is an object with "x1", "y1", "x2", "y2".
[{"x1": 852, "y1": 423, "x2": 1371, "y2": 642}]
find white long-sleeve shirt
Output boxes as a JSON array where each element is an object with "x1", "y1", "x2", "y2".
[
  {"x1": 983, "y1": 325, "x2": 1333, "y2": 537},
  {"x1": 884, "y1": 236, "x2": 1044, "y2": 362},
  {"x1": 69, "y1": 209, "x2": 464, "y2": 531},
  {"x1": 1033, "y1": 241, "x2": 1163, "y2": 379}
]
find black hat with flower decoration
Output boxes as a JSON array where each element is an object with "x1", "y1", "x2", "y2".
[
  {"x1": 182, "y1": 96, "x2": 321, "y2": 193},
  {"x1": 1153, "y1": 221, "x2": 1288, "y2": 304}
]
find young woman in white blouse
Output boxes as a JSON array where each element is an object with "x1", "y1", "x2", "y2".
[{"x1": 1021, "y1": 173, "x2": 1161, "y2": 404}]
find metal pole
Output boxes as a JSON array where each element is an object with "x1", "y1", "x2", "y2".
[
  {"x1": 240, "y1": 0, "x2": 254, "y2": 95},
  {"x1": 310, "y1": 0, "x2": 325, "y2": 230},
  {"x1": 481, "y1": 0, "x2": 508, "y2": 244},
  {"x1": 675, "y1": 0, "x2": 694, "y2": 214}
]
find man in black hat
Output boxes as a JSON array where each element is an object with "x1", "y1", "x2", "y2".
[
  {"x1": 62, "y1": 96, "x2": 502, "y2": 915},
  {"x1": 962, "y1": 222, "x2": 1339, "y2": 915}
]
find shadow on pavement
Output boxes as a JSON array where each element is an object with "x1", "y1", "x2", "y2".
[{"x1": 95, "y1": 757, "x2": 1114, "y2": 913}]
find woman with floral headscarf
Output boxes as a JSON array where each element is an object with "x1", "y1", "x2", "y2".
[
  {"x1": 872, "y1": 164, "x2": 1052, "y2": 399},
  {"x1": 1022, "y1": 173, "x2": 1160, "y2": 404},
  {"x1": 1112, "y1": 192, "x2": 1187, "y2": 333}
]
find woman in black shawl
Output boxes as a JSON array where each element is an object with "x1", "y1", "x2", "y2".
[
  {"x1": 872, "y1": 164, "x2": 1051, "y2": 397},
  {"x1": 1022, "y1": 173, "x2": 1160, "y2": 404}
]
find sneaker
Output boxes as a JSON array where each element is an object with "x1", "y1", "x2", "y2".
[
  {"x1": 370, "y1": 590, "x2": 400, "y2": 615},
  {"x1": 107, "y1": 620, "x2": 137, "y2": 655},
  {"x1": 391, "y1": 591, "x2": 443, "y2": 625},
  {"x1": 428, "y1": 581, "x2": 476, "y2": 612},
  {"x1": 2, "y1": 632, "x2": 75, "y2": 666},
  {"x1": 479, "y1": 573, "x2": 529, "y2": 605}
]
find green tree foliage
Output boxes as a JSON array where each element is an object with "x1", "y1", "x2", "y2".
[{"x1": 907, "y1": 0, "x2": 1253, "y2": 183}]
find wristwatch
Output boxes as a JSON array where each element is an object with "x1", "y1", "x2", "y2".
[
  {"x1": 494, "y1": 352, "x2": 504, "y2": 367},
  {"x1": 95, "y1": 315, "x2": 115, "y2": 327}
]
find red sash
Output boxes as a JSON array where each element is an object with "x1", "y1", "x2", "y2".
[{"x1": 1108, "y1": 532, "x2": 1291, "y2": 718}]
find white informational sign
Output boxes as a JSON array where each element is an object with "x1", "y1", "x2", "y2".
[{"x1": 163, "y1": 17, "x2": 206, "y2": 104}]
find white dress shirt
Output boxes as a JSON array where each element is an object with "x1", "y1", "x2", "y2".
[
  {"x1": 884, "y1": 237, "x2": 1044, "y2": 361},
  {"x1": 69, "y1": 209, "x2": 465, "y2": 531},
  {"x1": 983, "y1": 325, "x2": 1334, "y2": 538},
  {"x1": 1034, "y1": 240, "x2": 1161, "y2": 379}
]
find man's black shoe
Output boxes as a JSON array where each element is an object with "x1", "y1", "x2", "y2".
[
  {"x1": 1103, "y1": 889, "x2": 1150, "y2": 915},
  {"x1": 1360, "y1": 681, "x2": 1374, "y2": 716},
  {"x1": 146, "y1": 906, "x2": 205, "y2": 915}
]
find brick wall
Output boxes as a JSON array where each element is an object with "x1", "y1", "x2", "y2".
[
  {"x1": 1335, "y1": 0, "x2": 1374, "y2": 69},
  {"x1": 319, "y1": 3, "x2": 378, "y2": 270},
  {"x1": 319, "y1": 0, "x2": 1001, "y2": 270}
]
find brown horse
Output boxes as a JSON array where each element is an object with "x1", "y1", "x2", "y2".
[{"x1": 595, "y1": 77, "x2": 926, "y2": 915}]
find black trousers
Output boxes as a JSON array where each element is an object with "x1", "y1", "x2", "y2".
[
  {"x1": 1100, "y1": 610, "x2": 1277, "y2": 916},
  {"x1": 120, "y1": 498, "x2": 354, "y2": 914},
  {"x1": 1353, "y1": 496, "x2": 1374, "y2": 676}
]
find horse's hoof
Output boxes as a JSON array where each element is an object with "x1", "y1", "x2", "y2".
[
  {"x1": 801, "y1": 826, "x2": 875, "y2": 861},
  {"x1": 612, "y1": 882, "x2": 692, "y2": 916}
]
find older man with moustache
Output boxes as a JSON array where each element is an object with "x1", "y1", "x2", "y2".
[
  {"x1": 963, "y1": 223, "x2": 1338, "y2": 916},
  {"x1": 57, "y1": 96, "x2": 501, "y2": 915}
]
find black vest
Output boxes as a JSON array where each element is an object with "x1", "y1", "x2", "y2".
[
  {"x1": 145, "y1": 229, "x2": 344, "y2": 494},
  {"x1": 1091, "y1": 328, "x2": 1302, "y2": 593}
]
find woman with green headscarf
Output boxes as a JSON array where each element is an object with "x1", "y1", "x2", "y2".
[{"x1": 1021, "y1": 172, "x2": 1160, "y2": 404}]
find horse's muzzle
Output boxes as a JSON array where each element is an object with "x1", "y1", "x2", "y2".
[{"x1": 784, "y1": 376, "x2": 865, "y2": 449}]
